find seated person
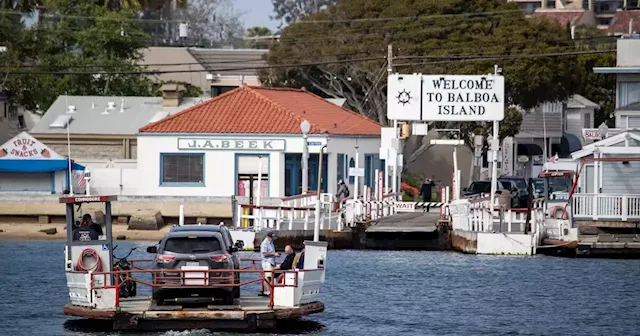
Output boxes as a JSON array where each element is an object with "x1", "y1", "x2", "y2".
[
  {"x1": 275, "y1": 245, "x2": 295, "y2": 283},
  {"x1": 82, "y1": 214, "x2": 103, "y2": 237},
  {"x1": 72, "y1": 218, "x2": 100, "y2": 241},
  {"x1": 294, "y1": 248, "x2": 305, "y2": 269}
]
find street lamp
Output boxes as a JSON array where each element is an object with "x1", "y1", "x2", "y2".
[
  {"x1": 314, "y1": 144, "x2": 327, "y2": 242},
  {"x1": 598, "y1": 122, "x2": 609, "y2": 140},
  {"x1": 300, "y1": 120, "x2": 311, "y2": 194}
]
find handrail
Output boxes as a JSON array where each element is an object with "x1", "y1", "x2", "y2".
[
  {"x1": 280, "y1": 191, "x2": 318, "y2": 201},
  {"x1": 240, "y1": 204, "x2": 314, "y2": 211}
]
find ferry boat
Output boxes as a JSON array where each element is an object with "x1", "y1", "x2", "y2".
[{"x1": 60, "y1": 195, "x2": 326, "y2": 332}]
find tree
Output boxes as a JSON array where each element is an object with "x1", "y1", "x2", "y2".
[
  {"x1": 245, "y1": 26, "x2": 274, "y2": 49},
  {"x1": 0, "y1": 2, "x2": 153, "y2": 112},
  {"x1": 262, "y1": 0, "x2": 582, "y2": 165},
  {"x1": 271, "y1": 0, "x2": 337, "y2": 27},
  {"x1": 174, "y1": 0, "x2": 245, "y2": 47}
]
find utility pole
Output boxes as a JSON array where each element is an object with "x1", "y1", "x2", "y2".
[
  {"x1": 387, "y1": 44, "x2": 401, "y2": 200},
  {"x1": 489, "y1": 64, "x2": 501, "y2": 218}
]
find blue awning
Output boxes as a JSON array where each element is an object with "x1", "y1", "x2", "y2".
[{"x1": 0, "y1": 159, "x2": 85, "y2": 173}]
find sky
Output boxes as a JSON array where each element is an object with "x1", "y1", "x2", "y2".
[{"x1": 234, "y1": 0, "x2": 279, "y2": 32}]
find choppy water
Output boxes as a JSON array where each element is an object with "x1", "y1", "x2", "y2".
[{"x1": 1, "y1": 240, "x2": 639, "y2": 336}]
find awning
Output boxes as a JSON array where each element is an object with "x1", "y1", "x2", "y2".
[
  {"x1": 517, "y1": 143, "x2": 543, "y2": 156},
  {"x1": 559, "y1": 133, "x2": 583, "y2": 158},
  {"x1": 0, "y1": 159, "x2": 85, "y2": 173}
]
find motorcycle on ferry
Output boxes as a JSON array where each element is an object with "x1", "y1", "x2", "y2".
[{"x1": 113, "y1": 245, "x2": 137, "y2": 298}]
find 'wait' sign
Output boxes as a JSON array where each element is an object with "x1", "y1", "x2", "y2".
[{"x1": 394, "y1": 202, "x2": 416, "y2": 212}]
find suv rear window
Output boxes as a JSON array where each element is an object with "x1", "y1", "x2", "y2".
[
  {"x1": 164, "y1": 236, "x2": 222, "y2": 254},
  {"x1": 468, "y1": 181, "x2": 491, "y2": 193}
]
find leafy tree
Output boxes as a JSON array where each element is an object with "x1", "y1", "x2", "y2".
[
  {"x1": 174, "y1": 0, "x2": 245, "y2": 48},
  {"x1": 270, "y1": 0, "x2": 337, "y2": 27},
  {"x1": 0, "y1": 2, "x2": 153, "y2": 112},
  {"x1": 245, "y1": 26, "x2": 274, "y2": 49},
  {"x1": 262, "y1": 0, "x2": 583, "y2": 164}
]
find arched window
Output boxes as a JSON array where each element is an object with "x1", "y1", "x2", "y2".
[{"x1": 348, "y1": 157, "x2": 355, "y2": 184}]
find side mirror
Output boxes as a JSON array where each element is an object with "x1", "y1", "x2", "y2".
[
  {"x1": 235, "y1": 240, "x2": 245, "y2": 249},
  {"x1": 146, "y1": 246, "x2": 157, "y2": 254},
  {"x1": 462, "y1": 188, "x2": 467, "y2": 192},
  {"x1": 229, "y1": 246, "x2": 239, "y2": 253}
]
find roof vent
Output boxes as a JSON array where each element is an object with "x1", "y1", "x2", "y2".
[
  {"x1": 120, "y1": 98, "x2": 125, "y2": 113},
  {"x1": 50, "y1": 115, "x2": 72, "y2": 128},
  {"x1": 160, "y1": 84, "x2": 186, "y2": 107},
  {"x1": 107, "y1": 101, "x2": 116, "y2": 110},
  {"x1": 67, "y1": 105, "x2": 76, "y2": 114}
]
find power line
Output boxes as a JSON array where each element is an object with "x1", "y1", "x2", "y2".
[
  {"x1": 6, "y1": 56, "x2": 388, "y2": 75},
  {"x1": 0, "y1": 8, "x2": 525, "y2": 25},
  {"x1": 4, "y1": 49, "x2": 617, "y2": 76},
  {"x1": 393, "y1": 49, "x2": 616, "y2": 67}
]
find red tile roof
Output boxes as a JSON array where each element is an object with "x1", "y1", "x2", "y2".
[
  {"x1": 608, "y1": 10, "x2": 640, "y2": 35},
  {"x1": 532, "y1": 10, "x2": 585, "y2": 27},
  {"x1": 139, "y1": 85, "x2": 382, "y2": 135}
]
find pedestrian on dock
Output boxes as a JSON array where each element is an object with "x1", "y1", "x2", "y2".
[
  {"x1": 260, "y1": 232, "x2": 280, "y2": 296},
  {"x1": 420, "y1": 178, "x2": 435, "y2": 212},
  {"x1": 335, "y1": 179, "x2": 350, "y2": 211}
]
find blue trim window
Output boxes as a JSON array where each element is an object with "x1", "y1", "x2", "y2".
[
  {"x1": 337, "y1": 153, "x2": 346, "y2": 183},
  {"x1": 348, "y1": 157, "x2": 355, "y2": 184},
  {"x1": 364, "y1": 153, "x2": 380, "y2": 187},
  {"x1": 160, "y1": 153, "x2": 205, "y2": 186}
]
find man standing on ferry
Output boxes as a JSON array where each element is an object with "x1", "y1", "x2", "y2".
[{"x1": 260, "y1": 232, "x2": 280, "y2": 296}]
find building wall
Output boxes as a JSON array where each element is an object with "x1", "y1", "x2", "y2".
[
  {"x1": 136, "y1": 134, "x2": 380, "y2": 197},
  {"x1": 617, "y1": 39, "x2": 640, "y2": 67},
  {"x1": 35, "y1": 137, "x2": 136, "y2": 160},
  {"x1": 140, "y1": 47, "x2": 209, "y2": 94}
]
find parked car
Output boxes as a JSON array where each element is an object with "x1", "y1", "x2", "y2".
[
  {"x1": 169, "y1": 224, "x2": 244, "y2": 299},
  {"x1": 498, "y1": 176, "x2": 529, "y2": 208},
  {"x1": 532, "y1": 178, "x2": 545, "y2": 198},
  {"x1": 463, "y1": 180, "x2": 518, "y2": 207},
  {"x1": 147, "y1": 230, "x2": 240, "y2": 305},
  {"x1": 463, "y1": 180, "x2": 507, "y2": 197}
]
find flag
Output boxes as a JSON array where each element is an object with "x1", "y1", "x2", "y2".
[{"x1": 74, "y1": 171, "x2": 86, "y2": 189}]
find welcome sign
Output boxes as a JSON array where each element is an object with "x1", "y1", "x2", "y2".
[{"x1": 387, "y1": 74, "x2": 505, "y2": 122}]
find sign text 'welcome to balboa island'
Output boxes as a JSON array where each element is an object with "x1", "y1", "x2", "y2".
[
  {"x1": 178, "y1": 138, "x2": 286, "y2": 151},
  {"x1": 388, "y1": 74, "x2": 505, "y2": 122}
]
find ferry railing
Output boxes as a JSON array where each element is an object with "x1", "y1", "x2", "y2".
[
  {"x1": 467, "y1": 197, "x2": 545, "y2": 233},
  {"x1": 572, "y1": 193, "x2": 640, "y2": 221},
  {"x1": 78, "y1": 265, "x2": 317, "y2": 310}
]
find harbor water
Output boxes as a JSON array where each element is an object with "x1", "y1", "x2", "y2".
[{"x1": 1, "y1": 240, "x2": 639, "y2": 335}]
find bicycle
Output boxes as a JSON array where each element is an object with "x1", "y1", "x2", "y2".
[{"x1": 113, "y1": 245, "x2": 137, "y2": 298}]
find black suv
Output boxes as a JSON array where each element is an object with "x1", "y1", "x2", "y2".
[
  {"x1": 498, "y1": 176, "x2": 529, "y2": 208},
  {"x1": 147, "y1": 230, "x2": 241, "y2": 305}
]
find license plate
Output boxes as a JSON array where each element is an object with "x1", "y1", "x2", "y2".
[{"x1": 186, "y1": 261, "x2": 200, "y2": 267}]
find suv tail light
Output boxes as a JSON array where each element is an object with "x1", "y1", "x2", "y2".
[
  {"x1": 209, "y1": 255, "x2": 228, "y2": 262},
  {"x1": 156, "y1": 255, "x2": 175, "y2": 263}
]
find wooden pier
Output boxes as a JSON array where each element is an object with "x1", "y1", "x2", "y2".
[
  {"x1": 63, "y1": 296, "x2": 324, "y2": 331},
  {"x1": 363, "y1": 212, "x2": 448, "y2": 250}
]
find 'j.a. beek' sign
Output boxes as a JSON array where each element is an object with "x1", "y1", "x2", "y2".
[{"x1": 387, "y1": 74, "x2": 505, "y2": 122}]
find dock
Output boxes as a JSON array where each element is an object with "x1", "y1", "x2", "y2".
[
  {"x1": 363, "y1": 211, "x2": 447, "y2": 250},
  {"x1": 64, "y1": 296, "x2": 324, "y2": 331}
]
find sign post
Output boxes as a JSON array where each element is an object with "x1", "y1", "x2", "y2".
[{"x1": 386, "y1": 68, "x2": 505, "y2": 217}]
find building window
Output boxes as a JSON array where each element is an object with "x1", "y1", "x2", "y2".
[
  {"x1": 17, "y1": 115, "x2": 26, "y2": 129},
  {"x1": 583, "y1": 113, "x2": 591, "y2": 128},
  {"x1": 211, "y1": 85, "x2": 237, "y2": 97},
  {"x1": 337, "y1": 153, "x2": 346, "y2": 183},
  {"x1": 160, "y1": 153, "x2": 204, "y2": 185},
  {"x1": 618, "y1": 82, "x2": 640, "y2": 108},
  {"x1": 348, "y1": 157, "x2": 355, "y2": 184}
]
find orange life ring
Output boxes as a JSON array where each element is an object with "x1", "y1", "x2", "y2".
[{"x1": 549, "y1": 206, "x2": 568, "y2": 220}]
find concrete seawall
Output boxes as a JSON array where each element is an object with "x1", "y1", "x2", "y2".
[{"x1": 0, "y1": 195, "x2": 236, "y2": 225}]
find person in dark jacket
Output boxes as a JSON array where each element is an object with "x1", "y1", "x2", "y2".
[
  {"x1": 275, "y1": 245, "x2": 296, "y2": 282},
  {"x1": 72, "y1": 219, "x2": 100, "y2": 241},
  {"x1": 420, "y1": 178, "x2": 435, "y2": 212},
  {"x1": 82, "y1": 214, "x2": 103, "y2": 237}
]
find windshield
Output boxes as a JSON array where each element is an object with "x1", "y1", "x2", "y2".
[
  {"x1": 546, "y1": 176, "x2": 572, "y2": 199},
  {"x1": 164, "y1": 236, "x2": 222, "y2": 254},
  {"x1": 468, "y1": 181, "x2": 491, "y2": 193},
  {"x1": 533, "y1": 179, "x2": 545, "y2": 192}
]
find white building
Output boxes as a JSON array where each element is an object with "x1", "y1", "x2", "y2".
[
  {"x1": 0, "y1": 132, "x2": 84, "y2": 193},
  {"x1": 136, "y1": 85, "x2": 382, "y2": 198}
]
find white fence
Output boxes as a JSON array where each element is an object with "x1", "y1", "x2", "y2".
[
  {"x1": 451, "y1": 198, "x2": 546, "y2": 234},
  {"x1": 573, "y1": 193, "x2": 640, "y2": 221}
]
